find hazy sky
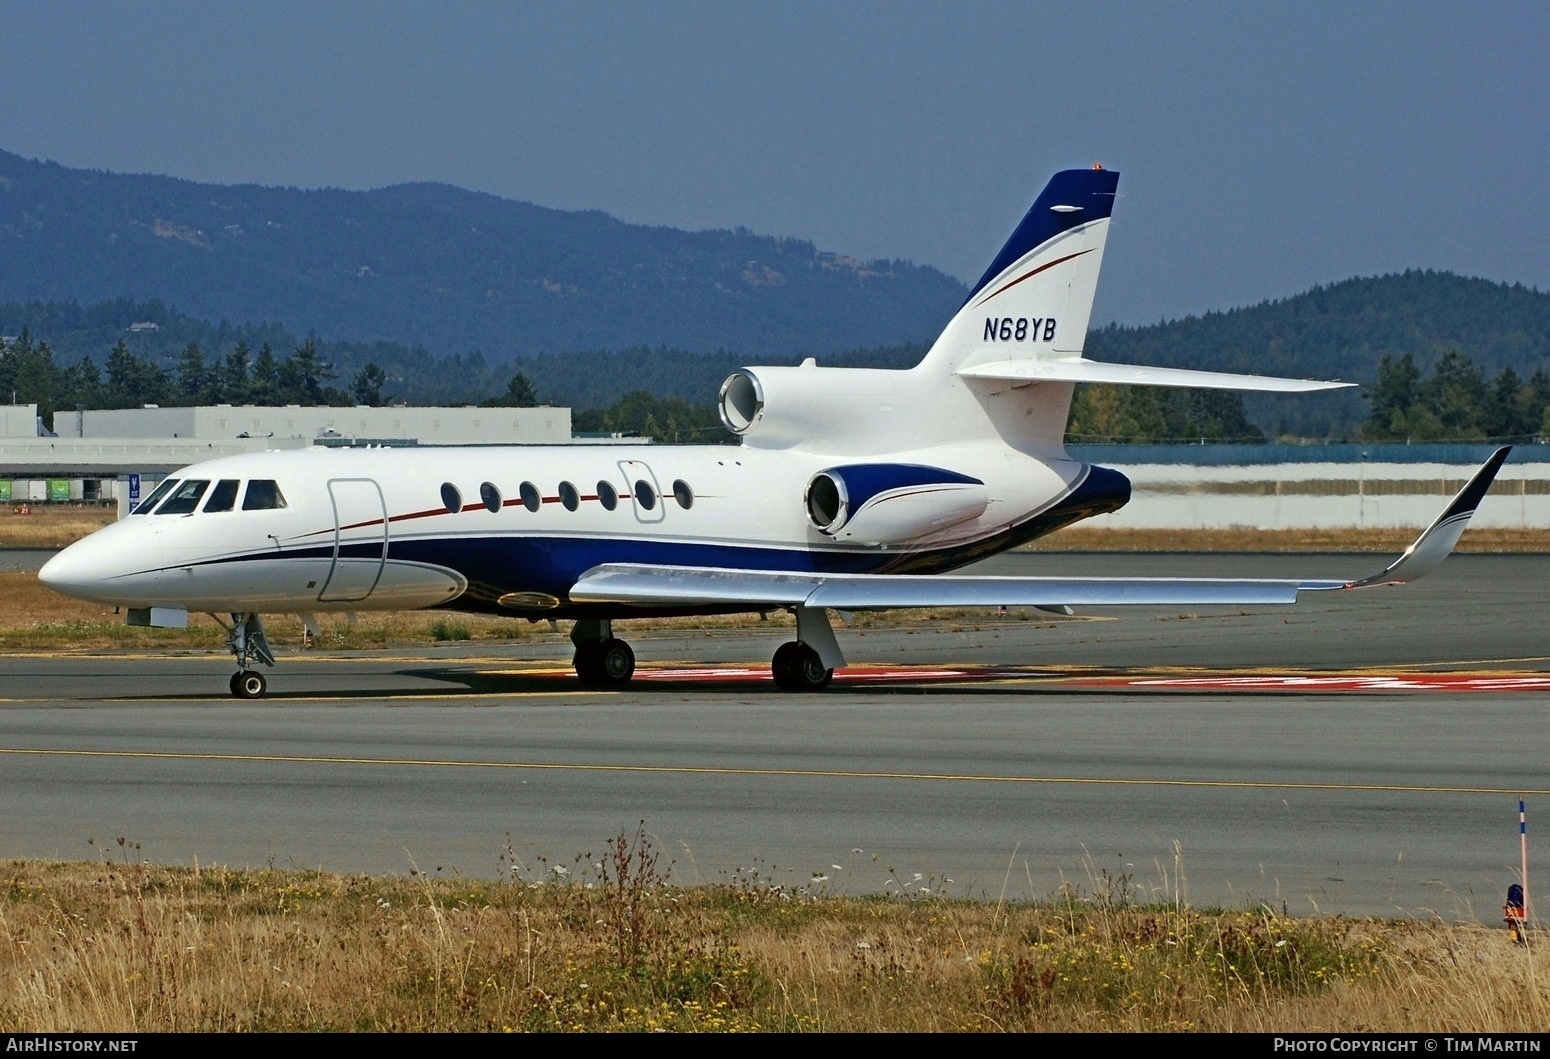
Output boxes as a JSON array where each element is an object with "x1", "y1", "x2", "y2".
[{"x1": 3, "y1": 1, "x2": 1545, "y2": 326}]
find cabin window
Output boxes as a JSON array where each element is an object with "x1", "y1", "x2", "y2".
[
  {"x1": 132, "y1": 478, "x2": 179, "y2": 515},
  {"x1": 672, "y1": 479, "x2": 694, "y2": 509},
  {"x1": 242, "y1": 480, "x2": 288, "y2": 511},
  {"x1": 520, "y1": 481, "x2": 541, "y2": 512},
  {"x1": 479, "y1": 482, "x2": 502, "y2": 513},
  {"x1": 203, "y1": 479, "x2": 240, "y2": 513},
  {"x1": 439, "y1": 483, "x2": 462, "y2": 514},
  {"x1": 558, "y1": 481, "x2": 580, "y2": 511},
  {"x1": 155, "y1": 479, "x2": 210, "y2": 515},
  {"x1": 634, "y1": 479, "x2": 657, "y2": 511},
  {"x1": 597, "y1": 481, "x2": 618, "y2": 511}
]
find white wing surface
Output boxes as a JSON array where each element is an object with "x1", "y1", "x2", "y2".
[{"x1": 571, "y1": 448, "x2": 1511, "y2": 611}]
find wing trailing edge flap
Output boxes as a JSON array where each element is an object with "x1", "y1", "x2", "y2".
[
  {"x1": 957, "y1": 357, "x2": 1354, "y2": 393},
  {"x1": 569, "y1": 448, "x2": 1511, "y2": 610}
]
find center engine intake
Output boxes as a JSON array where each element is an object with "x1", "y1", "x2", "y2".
[{"x1": 804, "y1": 463, "x2": 987, "y2": 545}]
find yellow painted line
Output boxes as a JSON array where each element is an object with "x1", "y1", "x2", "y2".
[
  {"x1": 0, "y1": 692, "x2": 603, "y2": 704},
  {"x1": 1, "y1": 747, "x2": 1544, "y2": 797}
]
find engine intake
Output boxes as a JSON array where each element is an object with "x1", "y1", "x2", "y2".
[
  {"x1": 717, "y1": 370, "x2": 764, "y2": 435},
  {"x1": 805, "y1": 464, "x2": 987, "y2": 545}
]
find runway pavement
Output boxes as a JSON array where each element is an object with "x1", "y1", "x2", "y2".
[{"x1": 4, "y1": 551, "x2": 1548, "y2": 919}]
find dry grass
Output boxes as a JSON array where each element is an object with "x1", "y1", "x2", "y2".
[
  {"x1": 0, "y1": 570, "x2": 807, "y2": 652},
  {"x1": 1027, "y1": 526, "x2": 1550, "y2": 553},
  {"x1": 1, "y1": 835, "x2": 1545, "y2": 1032},
  {"x1": 0, "y1": 506, "x2": 116, "y2": 549}
]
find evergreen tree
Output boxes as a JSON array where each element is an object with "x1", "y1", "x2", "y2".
[
  {"x1": 1363, "y1": 353, "x2": 1420, "y2": 440},
  {"x1": 223, "y1": 341, "x2": 252, "y2": 403},
  {"x1": 481, "y1": 371, "x2": 540, "y2": 407},
  {"x1": 279, "y1": 337, "x2": 335, "y2": 404},
  {"x1": 0, "y1": 330, "x2": 61, "y2": 426},
  {"x1": 105, "y1": 338, "x2": 168, "y2": 407},
  {"x1": 1422, "y1": 350, "x2": 1485, "y2": 439},
  {"x1": 351, "y1": 362, "x2": 388, "y2": 406},
  {"x1": 176, "y1": 341, "x2": 213, "y2": 404},
  {"x1": 249, "y1": 344, "x2": 281, "y2": 404}
]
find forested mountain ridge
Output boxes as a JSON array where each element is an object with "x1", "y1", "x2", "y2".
[
  {"x1": 1086, "y1": 270, "x2": 1548, "y2": 383},
  {"x1": 4, "y1": 142, "x2": 1544, "y2": 441},
  {"x1": 0, "y1": 149, "x2": 966, "y2": 357}
]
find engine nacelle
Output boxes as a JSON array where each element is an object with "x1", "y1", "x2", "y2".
[
  {"x1": 805, "y1": 463, "x2": 987, "y2": 545},
  {"x1": 718, "y1": 364, "x2": 925, "y2": 452}
]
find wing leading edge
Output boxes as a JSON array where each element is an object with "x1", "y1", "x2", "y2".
[{"x1": 570, "y1": 448, "x2": 1511, "y2": 611}]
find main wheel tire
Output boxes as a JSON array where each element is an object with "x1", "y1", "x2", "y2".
[
  {"x1": 596, "y1": 638, "x2": 635, "y2": 684},
  {"x1": 772, "y1": 641, "x2": 801, "y2": 689},
  {"x1": 575, "y1": 640, "x2": 635, "y2": 686},
  {"x1": 231, "y1": 671, "x2": 267, "y2": 699},
  {"x1": 772, "y1": 641, "x2": 831, "y2": 692}
]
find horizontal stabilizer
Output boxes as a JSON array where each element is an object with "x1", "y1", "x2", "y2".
[{"x1": 958, "y1": 357, "x2": 1353, "y2": 393}]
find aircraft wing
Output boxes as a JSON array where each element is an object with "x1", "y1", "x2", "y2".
[{"x1": 571, "y1": 448, "x2": 1511, "y2": 610}]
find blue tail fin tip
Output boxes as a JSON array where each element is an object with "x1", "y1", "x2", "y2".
[{"x1": 966, "y1": 168, "x2": 1121, "y2": 302}]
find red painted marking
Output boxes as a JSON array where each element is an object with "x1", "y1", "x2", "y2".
[
  {"x1": 972, "y1": 248, "x2": 1092, "y2": 307},
  {"x1": 629, "y1": 664, "x2": 1031, "y2": 684},
  {"x1": 1078, "y1": 674, "x2": 1550, "y2": 693},
  {"x1": 388, "y1": 507, "x2": 449, "y2": 523},
  {"x1": 613, "y1": 666, "x2": 1550, "y2": 692}
]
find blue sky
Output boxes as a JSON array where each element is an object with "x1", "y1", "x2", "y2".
[{"x1": 3, "y1": 1, "x2": 1545, "y2": 326}]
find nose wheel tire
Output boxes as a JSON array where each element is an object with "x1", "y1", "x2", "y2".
[
  {"x1": 230, "y1": 671, "x2": 267, "y2": 699},
  {"x1": 772, "y1": 641, "x2": 832, "y2": 692},
  {"x1": 574, "y1": 638, "x2": 635, "y2": 686}
]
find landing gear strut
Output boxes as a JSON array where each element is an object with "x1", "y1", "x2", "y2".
[
  {"x1": 213, "y1": 612, "x2": 276, "y2": 699},
  {"x1": 571, "y1": 619, "x2": 635, "y2": 686}
]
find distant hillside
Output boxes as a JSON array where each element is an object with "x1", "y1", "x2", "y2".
[
  {"x1": 1088, "y1": 271, "x2": 1549, "y2": 379},
  {"x1": 0, "y1": 149, "x2": 966, "y2": 358},
  {"x1": 1088, "y1": 271, "x2": 1550, "y2": 437}
]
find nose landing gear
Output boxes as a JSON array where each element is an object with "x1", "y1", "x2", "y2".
[{"x1": 214, "y1": 612, "x2": 276, "y2": 699}]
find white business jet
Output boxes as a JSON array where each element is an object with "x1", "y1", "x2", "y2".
[{"x1": 39, "y1": 167, "x2": 1510, "y2": 698}]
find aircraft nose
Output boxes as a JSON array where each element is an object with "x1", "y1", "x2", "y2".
[{"x1": 39, "y1": 533, "x2": 132, "y2": 601}]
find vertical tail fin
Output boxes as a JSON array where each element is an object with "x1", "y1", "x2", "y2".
[
  {"x1": 907, "y1": 167, "x2": 1118, "y2": 454},
  {"x1": 918, "y1": 166, "x2": 1119, "y2": 377}
]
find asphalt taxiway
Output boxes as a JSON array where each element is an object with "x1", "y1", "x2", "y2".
[{"x1": 4, "y1": 552, "x2": 1548, "y2": 918}]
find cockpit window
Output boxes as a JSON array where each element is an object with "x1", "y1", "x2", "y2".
[
  {"x1": 203, "y1": 479, "x2": 240, "y2": 513},
  {"x1": 132, "y1": 478, "x2": 179, "y2": 515},
  {"x1": 155, "y1": 479, "x2": 210, "y2": 515},
  {"x1": 242, "y1": 480, "x2": 288, "y2": 511}
]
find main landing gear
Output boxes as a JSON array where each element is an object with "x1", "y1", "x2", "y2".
[
  {"x1": 213, "y1": 612, "x2": 276, "y2": 699},
  {"x1": 571, "y1": 619, "x2": 636, "y2": 686},
  {"x1": 770, "y1": 605, "x2": 844, "y2": 691},
  {"x1": 771, "y1": 641, "x2": 831, "y2": 691},
  {"x1": 570, "y1": 605, "x2": 845, "y2": 692}
]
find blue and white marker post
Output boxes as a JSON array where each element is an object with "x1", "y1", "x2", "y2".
[
  {"x1": 1522, "y1": 799, "x2": 1530, "y2": 925},
  {"x1": 1505, "y1": 800, "x2": 1529, "y2": 943}
]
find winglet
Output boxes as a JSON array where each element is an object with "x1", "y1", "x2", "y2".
[{"x1": 1343, "y1": 446, "x2": 1512, "y2": 589}]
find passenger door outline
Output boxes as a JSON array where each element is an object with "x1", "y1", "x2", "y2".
[{"x1": 318, "y1": 477, "x2": 387, "y2": 603}]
